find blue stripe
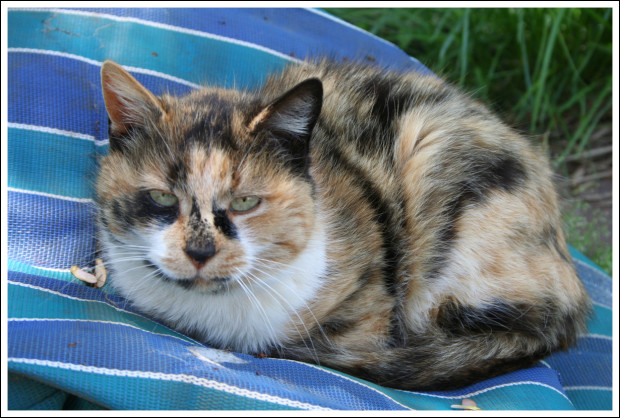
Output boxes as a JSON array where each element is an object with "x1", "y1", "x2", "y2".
[
  {"x1": 544, "y1": 338, "x2": 612, "y2": 388},
  {"x1": 8, "y1": 270, "x2": 127, "y2": 309},
  {"x1": 7, "y1": 320, "x2": 198, "y2": 372},
  {"x1": 562, "y1": 388, "x2": 612, "y2": 411},
  {"x1": 583, "y1": 304, "x2": 612, "y2": 337},
  {"x1": 8, "y1": 51, "x2": 106, "y2": 140},
  {"x1": 8, "y1": 10, "x2": 290, "y2": 90},
  {"x1": 417, "y1": 362, "x2": 565, "y2": 398},
  {"x1": 8, "y1": 127, "x2": 97, "y2": 199},
  {"x1": 7, "y1": 191, "x2": 96, "y2": 269},
  {"x1": 67, "y1": 8, "x2": 430, "y2": 73},
  {"x1": 8, "y1": 271, "x2": 199, "y2": 344},
  {"x1": 569, "y1": 245, "x2": 611, "y2": 277},
  {"x1": 8, "y1": 361, "x2": 304, "y2": 410},
  {"x1": 8, "y1": 51, "x2": 192, "y2": 141},
  {"x1": 394, "y1": 382, "x2": 574, "y2": 410},
  {"x1": 573, "y1": 259, "x2": 612, "y2": 309},
  {"x1": 7, "y1": 259, "x2": 77, "y2": 282},
  {"x1": 7, "y1": 319, "x2": 408, "y2": 410}
]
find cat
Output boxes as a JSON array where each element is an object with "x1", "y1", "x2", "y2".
[{"x1": 96, "y1": 58, "x2": 591, "y2": 391}]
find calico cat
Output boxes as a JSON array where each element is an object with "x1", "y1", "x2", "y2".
[{"x1": 96, "y1": 58, "x2": 591, "y2": 390}]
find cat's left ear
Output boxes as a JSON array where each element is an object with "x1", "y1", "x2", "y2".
[
  {"x1": 248, "y1": 78, "x2": 323, "y2": 165},
  {"x1": 101, "y1": 60, "x2": 167, "y2": 151}
]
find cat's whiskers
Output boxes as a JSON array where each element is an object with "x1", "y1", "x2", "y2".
[
  {"x1": 251, "y1": 256, "x2": 312, "y2": 274},
  {"x1": 112, "y1": 258, "x2": 159, "y2": 281},
  {"x1": 250, "y1": 260, "x2": 334, "y2": 351},
  {"x1": 243, "y1": 268, "x2": 321, "y2": 364},
  {"x1": 233, "y1": 267, "x2": 281, "y2": 352},
  {"x1": 118, "y1": 263, "x2": 172, "y2": 310}
]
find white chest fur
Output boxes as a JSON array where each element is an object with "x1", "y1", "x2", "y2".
[{"x1": 100, "y1": 226, "x2": 327, "y2": 353}]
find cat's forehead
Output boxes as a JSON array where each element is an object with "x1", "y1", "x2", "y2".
[{"x1": 185, "y1": 145, "x2": 235, "y2": 191}]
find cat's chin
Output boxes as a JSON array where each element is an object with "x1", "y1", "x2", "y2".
[{"x1": 145, "y1": 262, "x2": 232, "y2": 294}]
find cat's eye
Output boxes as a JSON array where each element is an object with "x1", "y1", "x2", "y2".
[
  {"x1": 229, "y1": 196, "x2": 261, "y2": 213},
  {"x1": 148, "y1": 190, "x2": 178, "y2": 207}
]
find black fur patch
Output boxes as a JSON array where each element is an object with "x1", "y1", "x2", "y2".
[
  {"x1": 483, "y1": 154, "x2": 527, "y2": 193},
  {"x1": 366, "y1": 75, "x2": 403, "y2": 126},
  {"x1": 323, "y1": 145, "x2": 405, "y2": 298},
  {"x1": 542, "y1": 225, "x2": 572, "y2": 264},
  {"x1": 251, "y1": 79, "x2": 322, "y2": 179},
  {"x1": 458, "y1": 152, "x2": 528, "y2": 204},
  {"x1": 319, "y1": 318, "x2": 357, "y2": 336},
  {"x1": 166, "y1": 160, "x2": 187, "y2": 190},
  {"x1": 98, "y1": 213, "x2": 109, "y2": 229},
  {"x1": 425, "y1": 151, "x2": 528, "y2": 279},
  {"x1": 436, "y1": 299, "x2": 554, "y2": 338},
  {"x1": 107, "y1": 118, "x2": 135, "y2": 154},
  {"x1": 110, "y1": 191, "x2": 178, "y2": 228},
  {"x1": 387, "y1": 306, "x2": 410, "y2": 348},
  {"x1": 368, "y1": 342, "x2": 549, "y2": 391},
  {"x1": 135, "y1": 190, "x2": 179, "y2": 225},
  {"x1": 357, "y1": 75, "x2": 411, "y2": 155},
  {"x1": 110, "y1": 200, "x2": 128, "y2": 226},
  {"x1": 213, "y1": 202, "x2": 238, "y2": 239},
  {"x1": 413, "y1": 88, "x2": 453, "y2": 108},
  {"x1": 184, "y1": 115, "x2": 237, "y2": 153}
]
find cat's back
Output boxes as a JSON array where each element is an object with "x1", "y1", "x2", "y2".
[
  {"x1": 267, "y1": 59, "x2": 589, "y2": 311},
  {"x1": 264, "y1": 60, "x2": 590, "y2": 389}
]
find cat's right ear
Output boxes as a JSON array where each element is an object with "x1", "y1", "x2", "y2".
[{"x1": 100, "y1": 60, "x2": 166, "y2": 152}]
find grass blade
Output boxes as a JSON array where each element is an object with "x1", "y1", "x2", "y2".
[{"x1": 531, "y1": 8, "x2": 566, "y2": 132}]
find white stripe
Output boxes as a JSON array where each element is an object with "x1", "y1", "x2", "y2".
[
  {"x1": 581, "y1": 333, "x2": 612, "y2": 341},
  {"x1": 8, "y1": 47, "x2": 102, "y2": 66},
  {"x1": 539, "y1": 360, "x2": 552, "y2": 368},
  {"x1": 8, "y1": 47, "x2": 202, "y2": 90},
  {"x1": 8, "y1": 357, "x2": 331, "y2": 410},
  {"x1": 306, "y1": 7, "x2": 422, "y2": 68},
  {"x1": 8, "y1": 280, "x2": 203, "y2": 346},
  {"x1": 591, "y1": 300, "x2": 611, "y2": 310},
  {"x1": 271, "y1": 357, "x2": 413, "y2": 410},
  {"x1": 9, "y1": 279, "x2": 124, "y2": 308},
  {"x1": 563, "y1": 386, "x2": 612, "y2": 391},
  {"x1": 23, "y1": 265, "x2": 72, "y2": 274},
  {"x1": 305, "y1": 8, "x2": 399, "y2": 50},
  {"x1": 8, "y1": 318, "x2": 192, "y2": 345},
  {"x1": 121, "y1": 65, "x2": 202, "y2": 90},
  {"x1": 7, "y1": 186, "x2": 94, "y2": 204},
  {"x1": 396, "y1": 381, "x2": 571, "y2": 402},
  {"x1": 8, "y1": 121, "x2": 100, "y2": 143},
  {"x1": 9, "y1": 8, "x2": 302, "y2": 64},
  {"x1": 573, "y1": 257, "x2": 612, "y2": 281}
]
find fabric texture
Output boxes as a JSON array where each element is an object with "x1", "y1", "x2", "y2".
[{"x1": 7, "y1": 7, "x2": 613, "y2": 410}]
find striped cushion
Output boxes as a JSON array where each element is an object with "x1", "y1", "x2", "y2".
[{"x1": 7, "y1": 7, "x2": 612, "y2": 410}]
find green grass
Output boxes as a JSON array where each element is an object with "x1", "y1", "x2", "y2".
[
  {"x1": 564, "y1": 200, "x2": 613, "y2": 275},
  {"x1": 326, "y1": 8, "x2": 613, "y2": 275}
]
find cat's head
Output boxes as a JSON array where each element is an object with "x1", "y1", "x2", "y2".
[{"x1": 97, "y1": 60, "x2": 323, "y2": 295}]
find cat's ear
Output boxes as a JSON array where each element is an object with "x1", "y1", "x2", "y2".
[
  {"x1": 248, "y1": 78, "x2": 323, "y2": 168},
  {"x1": 100, "y1": 60, "x2": 166, "y2": 151}
]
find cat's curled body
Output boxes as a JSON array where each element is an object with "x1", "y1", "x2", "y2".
[{"x1": 97, "y1": 59, "x2": 591, "y2": 390}]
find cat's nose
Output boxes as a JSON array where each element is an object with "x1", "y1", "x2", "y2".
[{"x1": 184, "y1": 242, "x2": 216, "y2": 270}]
